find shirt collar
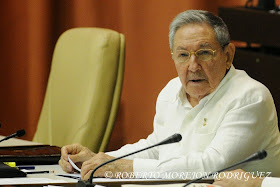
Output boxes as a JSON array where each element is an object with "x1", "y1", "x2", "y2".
[{"x1": 176, "y1": 65, "x2": 236, "y2": 108}]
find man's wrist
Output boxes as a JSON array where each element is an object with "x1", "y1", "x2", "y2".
[{"x1": 117, "y1": 159, "x2": 134, "y2": 173}]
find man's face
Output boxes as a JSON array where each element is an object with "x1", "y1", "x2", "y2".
[{"x1": 172, "y1": 23, "x2": 233, "y2": 102}]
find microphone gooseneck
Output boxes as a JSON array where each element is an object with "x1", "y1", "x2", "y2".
[
  {"x1": 184, "y1": 150, "x2": 267, "y2": 186},
  {"x1": 0, "y1": 129, "x2": 26, "y2": 143},
  {"x1": 77, "y1": 133, "x2": 182, "y2": 187},
  {"x1": 88, "y1": 133, "x2": 182, "y2": 183}
]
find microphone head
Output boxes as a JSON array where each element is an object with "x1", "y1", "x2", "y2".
[
  {"x1": 245, "y1": 150, "x2": 267, "y2": 163},
  {"x1": 16, "y1": 129, "x2": 25, "y2": 137},
  {"x1": 157, "y1": 133, "x2": 182, "y2": 146},
  {"x1": 172, "y1": 133, "x2": 182, "y2": 142},
  {"x1": 258, "y1": 150, "x2": 267, "y2": 160}
]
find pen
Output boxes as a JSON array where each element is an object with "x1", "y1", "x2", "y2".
[
  {"x1": 56, "y1": 174, "x2": 80, "y2": 180},
  {"x1": 18, "y1": 166, "x2": 35, "y2": 170},
  {"x1": 25, "y1": 170, "x2": 54, "y2": 174}
]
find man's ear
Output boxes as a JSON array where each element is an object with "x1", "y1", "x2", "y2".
[{"x1": 225, "y1": 43, "x2": 235, "y2": 69}]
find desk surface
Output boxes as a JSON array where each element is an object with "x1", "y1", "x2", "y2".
[
  {"x1": 0, "y1": 136, "x2": 77, "y2": 186},
  {"x1": 0, "y1": 135, "x2": 42, "y2": 147},
  {"x1": 0, "y1": 164, "x2": 77, "y2": 186},
  {"x1": 0, "y1": 136, "x2": 217, "y2": 186}
]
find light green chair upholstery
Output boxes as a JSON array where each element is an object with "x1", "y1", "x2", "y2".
[{"x1": 33, "y1": 28, "x2": 125, "y2": 152}]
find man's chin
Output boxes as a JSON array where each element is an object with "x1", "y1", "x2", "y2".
[{"x1": 185, "y1": 88, "x2": 212, "y2": 100}]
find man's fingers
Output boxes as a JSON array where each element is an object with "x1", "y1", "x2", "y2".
[
  {"x1": 81, "y1": 158, "x2": 105, "y2": 180},
  {"x1": 69, "y1": 152, "x2": 86, "y2": 163},
  {"x1": 82, "y1": 169, "x2": 93, "y2": 180},
  {"x1": 61, "y1": 146, "x2": 70, "y2": 161},
  {"x1": 59, "y1": 143, "x2": 97, "y2": 175},
  {"x1": 212, "y1": 181, "x2": 224, "y2": 186},
  {"x1": 81, "y1": 160, "x2": 93, "y2": 178},
  {"x1": 59, "y1": 158, "x2": 74, "y2": 173},
  {"x1": 81, "y1": 161, "x2": 95, "y2": 180},
  {"x1": 70, "y1": 149, "x2": 95, "y2": 163},
  {"x1": 61, "y1": 144, "x2": 82, "y2": 160}
]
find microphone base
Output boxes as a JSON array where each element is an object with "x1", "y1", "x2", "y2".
[{"x1": 76, "y1": 180, "x2": 95, "y2": 187}]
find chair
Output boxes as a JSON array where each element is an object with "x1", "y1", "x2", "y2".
[{"x1": 33, "y1": 28, "x2": 125, "y2": 152}]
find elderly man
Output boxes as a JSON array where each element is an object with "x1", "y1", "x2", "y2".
[{"x1": 59, "y1": 10, "x2": 280, "y2": 180}]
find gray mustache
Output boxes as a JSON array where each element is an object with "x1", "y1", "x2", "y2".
[{"x1": 187, "y1": 73, "x2": 206, "y2": 80}]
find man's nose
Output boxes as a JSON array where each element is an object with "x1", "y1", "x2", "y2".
[{"x1": 188, "y1": 55, "x2": 201, "y2": 72}]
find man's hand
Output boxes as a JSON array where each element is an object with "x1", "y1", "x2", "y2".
[
  {"x1": 81, "y1": 152, "x2": 133, "y2": 180},
  {"x1": 213, "y1": 169, "x2": 264, "y2": 187},
  {"x1": 59, "y1": 143, "x2": 95, "y2": 173}
]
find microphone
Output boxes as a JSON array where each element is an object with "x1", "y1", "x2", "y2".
[
  {"x1": 77, "y1": 133, "x2": 182, "y2": 187},
  {"x1": 184, "y1": 150, "x2": 267, "y2": 186},
  {"x1": 0, "y1": 129, "x2": 26, "y2": 143}
]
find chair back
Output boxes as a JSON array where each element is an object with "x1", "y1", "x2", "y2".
[{"x1": 33, "y1": 28, "x2": 125, "y2": 152}]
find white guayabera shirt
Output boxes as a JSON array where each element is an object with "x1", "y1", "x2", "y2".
[
  {"x1": 108, "y1": 66, "x2": 280, "y2": 179},
  {"x1": 262, "y1": 177, "x2": 280, "y2": 187}
]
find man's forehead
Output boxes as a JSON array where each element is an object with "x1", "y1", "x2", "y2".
[
  {"x1": 173, "y1": 24, "x2": 219, "y2": 50},
  {"x1": 174, "y1": 42, "x2": 215, "y2": 51},
  {"x1": 175, "y1": 23, "x2": 214, "y2": 36}
]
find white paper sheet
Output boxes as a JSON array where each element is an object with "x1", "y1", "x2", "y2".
[
  {"x1": 68, "y1": 155, "x2": 81, "y2": 172},
  {"x1": 122, "y1": 184, "x2": 221, "y2": 187},
  {"x1": 0, "y1": 178, "x2": 67, "y2": 185}
]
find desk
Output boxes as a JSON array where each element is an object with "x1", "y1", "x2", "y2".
[
  {"x1": 0, "y1": 137, "x2": 216, "y2": 186},
  {"x1": 0, "y1": 136, "x2": 77, "y2": 186},
  {"x1": 0, "y1": 166, "x2": 215, "y2": 187},
  {"x1": 0, "y1": 135, "x2": 41, "y2": 147},
  {"x1": 0, "y1": 164, "x2": 77, "y2": 186},
  {"x1": 92, "y1": 178, "x2": 214, "y2": 187}
]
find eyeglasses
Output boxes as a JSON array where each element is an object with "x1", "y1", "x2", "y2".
[{"x1": 171, "y1": 49, "x2": 216, "y2": 63}]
